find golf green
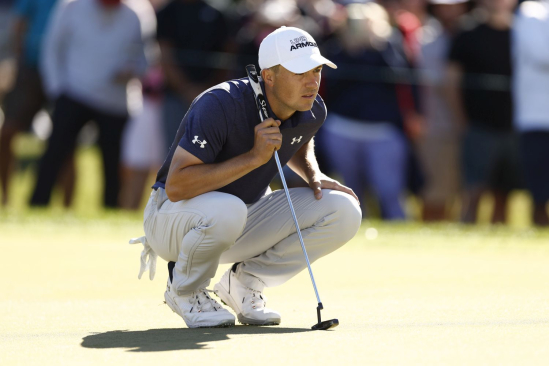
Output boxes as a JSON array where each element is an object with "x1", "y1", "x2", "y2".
[{"x1": 1, "y1": 215, "x2": 548, "y2": 365}]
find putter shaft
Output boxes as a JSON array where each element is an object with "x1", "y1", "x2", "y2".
[
  {"x1": 274, "y1": 151, "x2": 322, "y2": 306},
  {"x1": 245, "y1": 64, "x2": 330, "y2": 327}
]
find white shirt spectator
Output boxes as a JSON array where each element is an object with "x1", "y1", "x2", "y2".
[
  {"x1": 512, "y1": 0, "x2": 549, "y2": 132},
  {"x1": 41, "y1": 0, "x2": 155, "y2": 115}
]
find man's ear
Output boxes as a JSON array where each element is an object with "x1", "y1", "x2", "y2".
[{"x1": 261, "y1": 68, "x2": 275, "y2": 87}]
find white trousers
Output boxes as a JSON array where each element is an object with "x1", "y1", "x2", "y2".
[{"x1": 144, "y1": 187, "x2": 361, "y2": 296}]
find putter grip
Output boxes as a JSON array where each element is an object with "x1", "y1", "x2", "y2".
[{"x1": 245, "y1": 65, "x2": 269, "y2": 122}]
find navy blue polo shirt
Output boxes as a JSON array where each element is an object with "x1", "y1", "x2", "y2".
[{"x1": 153, "y1": 78, "x2": 327, "y2": 204}]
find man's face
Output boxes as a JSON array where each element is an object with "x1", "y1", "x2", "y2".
[{"x1": 267, "y1": 65, "x2": 322, "y2": 118}]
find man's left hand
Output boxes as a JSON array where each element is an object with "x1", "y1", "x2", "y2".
[{"x1": 309, "y1": 174, "x2": 359, "y2": 204}]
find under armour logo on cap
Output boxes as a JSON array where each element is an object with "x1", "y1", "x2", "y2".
[
  {"x1": 258, "y1": 26, "x2": 337, "y2": 74},
  {"x1": 289, "y1": 36, "x2": 317, "y2": 51},
  {"x1": 192, "y1": 136, "x2": 207, "y2": 148}
]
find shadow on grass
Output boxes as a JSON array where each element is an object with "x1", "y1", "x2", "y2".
[{"x1": 81, "y1": 326, "x2": 310, "y2": 352}]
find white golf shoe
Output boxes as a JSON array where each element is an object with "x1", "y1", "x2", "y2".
[
  {"x1": 164, "y1": 279, "x2": 235, "y2": 328},
  {"x1": 214, "y1": 269, "x2": 281, "y2": 325}
]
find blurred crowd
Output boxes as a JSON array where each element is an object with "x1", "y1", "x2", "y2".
[{"x1": 0, "y1": 0, "x2": 548, "y2": 225}]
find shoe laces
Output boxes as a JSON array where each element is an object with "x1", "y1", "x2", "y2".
[
  {"x1": 189, "y1": 289, "x2": 223, "y2": 313},
  {"x1": 244, "y1": 288, "x2": 267, "y2": 310}
]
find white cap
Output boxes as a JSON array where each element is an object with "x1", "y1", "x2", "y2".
[{"x1": 258, "y1": 26, "x2": 337, "y2": 73}]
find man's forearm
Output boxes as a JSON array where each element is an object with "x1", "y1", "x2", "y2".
[
  {"x1": 165, "y1": 151, "x2": 261, "y2": 201},
  {"x1": 287, "y1": 139, "x2": 322, "y2": 184}
]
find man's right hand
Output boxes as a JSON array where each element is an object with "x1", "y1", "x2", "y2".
[
  {"x1": 249, "y1": 118, "x2": 282, "y2": 166},
  {"x1": 166, "y1": 118, "x2": 282, "y2": 201}
]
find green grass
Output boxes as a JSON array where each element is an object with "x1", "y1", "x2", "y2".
[
  {"x1": 2, "y1": 146, "x2": 549, "y2": 365},
  {"x1": 2, "y1": 212, "x2": 549, "y2": 365}
]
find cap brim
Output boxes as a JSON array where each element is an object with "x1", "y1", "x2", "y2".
[{"x1": 281, "y1": 53, "x2": 337, "y2": 73}]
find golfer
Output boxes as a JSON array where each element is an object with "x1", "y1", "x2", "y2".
[{"x1": 137, "y1": 26, "x2": 361, "y2": 328}]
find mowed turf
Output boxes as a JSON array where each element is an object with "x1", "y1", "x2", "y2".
[{"x1": 1, "y1": 212, "x2": 549, "y2": 365}]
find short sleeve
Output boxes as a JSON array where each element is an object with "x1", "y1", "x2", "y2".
[{"x1": 179, "y1": 93, "x2": 229, "y2": 163}]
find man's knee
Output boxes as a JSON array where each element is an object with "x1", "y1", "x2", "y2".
[
  {"x1": 206, "y1": 194, "x2": 248, "y2": 249},
  {"x1": 323, "y1": 190, "x2": 362, "y2": 243}
]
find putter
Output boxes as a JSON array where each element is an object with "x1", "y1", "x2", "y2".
[{"x1": 245, "y1": 64, "x2": 338, "y2": 331}]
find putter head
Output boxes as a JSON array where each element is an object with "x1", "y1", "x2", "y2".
[{"x1": 311, "y1": 319, "x2": 339, "y2": 331}]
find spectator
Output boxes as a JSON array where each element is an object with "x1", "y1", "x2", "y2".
[
  {"x1": 321, "y1": 2, "x2": 415, "y2": 219},
  {"x1": 30, "y1": 0, "x2": 155, "y2": 208},
  {"x1": 400, "y1": 0, "x2": 429, "y2": 24},
  {"x1": 156, "y1": 0, "x2": 229, "y2": 153},
  {"x1": 390, "y1": 1, "x2": 426, "y2": 201},
  {"x1": 120, "y1": 0, "x2": 165, "y2": 211},
  {"x1": 0, "y1": 0, "x2": 16, "y2": 100},
  {"x1": 417, "y1": 0, "x2": 469, "y2": 221},
  {"x1": 512, "y1": 0, "x2": 549, "y2": 226},
  {"x1": 0, "y1": 0, "x2": 75, "y2": 207},
  {"x1": 446, "y1": 0, "x2": 520, "y2": 224},
  {"x1": 120, "y1": 64, "x2": 165, "y2": 210}
]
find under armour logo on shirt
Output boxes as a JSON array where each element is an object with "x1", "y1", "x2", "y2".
[
  {"x1": 192, "y1": 136, "x2": 207, "y2": 148},
  {"x1": 291, "y1": 136, "x2": 303, "y2": 144}
]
